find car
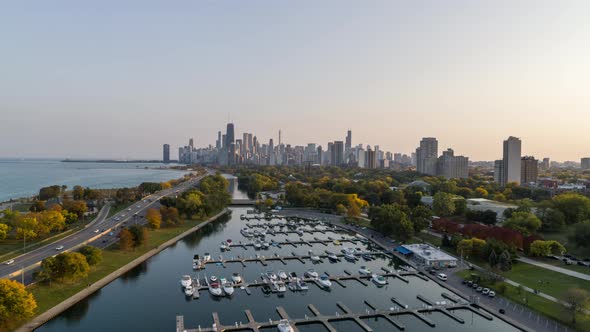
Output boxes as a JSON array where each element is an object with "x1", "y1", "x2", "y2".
[
  {"x1": 482, "y1": 288, "x2": 490, "y2": 295},
  {"x1": 462, "y1": 279, "x2": 468, "y2": 284},
  {"x1": 436, "y1": 273, "x2": 447, "y2": 281},
  {"x1": 476, "y1": 287, "x2": 483, "y2": 292},
  {"x1": 499, "y1": 308, "x2": 505, "y2": 314},
  {"x1": 428, "y1": 269, "x2": 436, "y2": 275},
  {"x1": 4, "y1": 259, "x2": 15, "y2": 265},
  {"x1": 127, "y1": 208, "x2": 132, "y2": 211},
  {"x1": 472, "y1": 283, "x2": 479, "y2": 289},
  {"x1": 488, "y1": 291, "x2": 496, "y2": 297},
  {"x1": 55, "y1": 245, "x2": 64, "y2": 251},
  {"x1": 94, "y1": 229, "x2": 100, "y2": 233},
  {"x1": 102, "y1": 239, "x2": 107, "y2": 243},
  {"x1": 136, "y1": 205, "x2": 141, "y2": 208},
  {"x1": 466, "y1": 281, "x2": 473, "y2": 287}
]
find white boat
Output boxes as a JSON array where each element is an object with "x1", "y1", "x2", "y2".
[
  {"x1": 192, "y1": 254, "x2": 200, "y2": 264},
  {"x1": 372, "y1": 274, "x2": 387, "y2": 286},
  {"x1": 277, "y1": 319, "x2": 294, "y2": 332},
  {"x1": 209, "y1": 282, "x2": 223, "y2": 297},
  {"x1": 210, "y1": 275, "x2": 218, "y2": 283},
  {"x1": 222, "y1": 280, "x2": 234, "y2": 296},
  {"x1": 261, "y1": 241, "x2": 270, "y2": 249},
  {"x1": 318, "y1": 275, "x2": 332, "y2": 288},
  {"x1": 231, "y1": 272, "x2": 242, "y2": 284},
  {"x1": 297, "y1": 279, "x2": 309, "y2": 291},
  {"x1": 265, "y1": 271, "x2": 278, "y2": 281},
  {"x1": 241, "y1": 228, "x2": 252, "y2": 237},
  {"x1": 288, "y1": 272, "x2": 298, "y2": 281},
  {"x1": 359, "y1": 266, "x2": 372, "y2": 275},
  {"x1": 326, "y1": 251, "x2": 339, "y2": 261},
  {"x1": 344, "y1": 252, "x2": 357, "y2": 261},
  {"x1": 220, "y1": 242, "x2": 229, "y2": 251},
  {"x1": 275, "y1": 280, "x2": 287, "y2": 293},
  {"x1": 309, "y1": 250, "x2": 321, "y2": 262},
  {"x1": 180, "y1": 275, "x2": 192, "y2": 288},
  {"x1": 305, "y1": 269, "x2": 319, "y2": 279},
  {"x1": 254, "y1": 240, "x2": 262, "y2": 249},
  {"x1": 296, "y1": 229, "x2": 304, "y2": 236},
  {"x1": 184, "y1": 284, "x2": 195, "y2": 297},
  {"x1": 203, "y1": 253, "x2": 212, "y2": 262},
  {"x1": 277, "y1": 270, "x2": 288, "y2": 280}
]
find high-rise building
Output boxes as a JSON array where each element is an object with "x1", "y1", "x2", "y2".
[
  {"x1": 582, "y1": 158, "x2": 590, "y2": 170},
  {"x1": 416, "y1": 137, "x2": 438, "y2": 175},
  {"x1": 540, "y1": 157, "x2": 550, "y2": 170},
  {"x1": 331, "y1": 141, "x2": 344, "y2": 166},
  {"x1": 345, "y1": 130, "x2": 352, "y2": 159},
  {"x1": 521, "y1": 156, "x2": 538, "y2": 185},
  {"x1": 189, "y1": 138, "x2": 194, "y2": 150},
  {"x1": 163, "y1": 144, "x2": 170, "y2": 163},
  {"x1": 494, "y1": 160, "x2": 504, "y2": 184},
  {"x1": 366, "y1": 148, "x2": 376, "y2": 169},
  {"x1": 437, "y1": 148, "x2": 469, "y2": 179},
  {"x1": 216, "y1": 131, "x2": 222, "y2": 150},
  {"x1": 226, "y1": 123, "x2": 235, "y2": 165},
  {"x1": 501, "y1": 136, "x2": 522, "y2": 186}
]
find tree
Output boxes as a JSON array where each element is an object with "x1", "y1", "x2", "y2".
[
  {"x1": 503, "y1": 211, "x2": 542, "y2": 236},
  {"x1": 457, "y1": 239, "x2": 473, "y2": 258},
  {"x1": 346, "y1": 194, "x2": 368, "y2": 217},
  {"x1": 61, "y1": 200, "x2": 88, "y2": 219},
  {"x1": 79, "y1": 245, "x2": 103, "y2": 266},
  {"x1": 564, "y1": 288, "x2": 590, "y2": 324},
  {"x1": 336, "y1": 204, "x2": 347, "y2": 215},
  {"x1": 369, "y1": 204, "x2": 413, "y2": 240},
  {"x1": 529, "y1": 240, "x2": 566, "y2": 257},
  {"x1": 453, "y1": 199, "x2": 467, "y2": 216},
  {"x1": 39, "y1": 185, "x2": 61, "y2": 200},
  {"x1": 0, "y1": 223, "x2": 10, "y2": 240},
  {"x1": 72, "y1": 185, "x2": 85, "y2": 200},
  {"x1": 472, "y1": 237, "x2": 487, "y2": 258},
  {"x1": 160, "y1": 206, "x2": 181, "y2": 226},
  {"x1": 0, "y1": 279, "x2": 37, "y2": 325},
  {"x1": 475, "y1": 187, "x2": 489, "y2": 198},
  {"x1": 29, "y1": 200, "x2": 46, "y2": 212},
  {"x1": 119, "y1": 228, "x2": 135, "y2": 251},
  {"x1": 498, "y1": 250, "x2": 512, "y2": 271},
  {"x1": 538, "y1": 208, "x2": 566, "y2": 232},
  {"x1": 433, "y1": 192, "x2": 456, "y2": 217},
  {"x1": 568, "y1": 222, "x2": 590, "y2": 249},
  {"x1": 145, "y1": 208, "x2": 162, "y2": 229},
  {"x1": 553, "y1": 193, "x2": 590, "y2": 225},
  {"x1": 129, "y1": 225, "x2": 148, "y2": 247},
  {"x1": 39, "y1": 252, "x2": 90, "y2": 283},
  {"x1": 410, "y1": 205, "x2": 432, "y2": 233}
]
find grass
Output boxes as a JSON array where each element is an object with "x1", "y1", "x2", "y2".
[
  {"x1": 541, "y1": 228, "x2": 590, "y2": 258},
  {"x1": 455, "y1": 270, "x2": 590, "y2": 331},
  {"x1": 502, "y1": 261, "x2": 590, "y2": 301},
  {"x1": 413, "y1": 232, "x2": 442, "y2": 247},
  {"x1": 530, "y1": 257, "x2": 590, "y2": 275}
]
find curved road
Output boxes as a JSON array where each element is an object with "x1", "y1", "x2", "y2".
[{"x1": 0, "y1": 172, "x2": 209, "y2": 283}]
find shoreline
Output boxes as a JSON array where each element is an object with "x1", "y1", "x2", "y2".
[{"x1": 15, "y1": 208, "x2": 229, "y2": 332}]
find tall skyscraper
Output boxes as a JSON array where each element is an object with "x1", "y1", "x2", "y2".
[
  {"x1": 416, "y1": 137, "x2": 438, "y2": 176},
  {"x1": 163, "y1": 144, "x2": 170, "y2": 163},
  {"x1": 521, "y1": 156, "x2": 538, "y2": 185},
  {"x1": 189, "y1": 138, "x2": 194, "y2": 150},
  {"x1": 345, "y1": 130, "x2": 352, "y2": 154},
  {"x1": 331, "y1": 141, "x2": 344, "y2": 166},
  {"x1": 366, "y1": 147, "x2": 376, "y2": 169},
  {"x1": 502, "y1": 136, "x2": 522, "y2": 186},
  {"x1": 226, "y1": 123, "x2": 235, "y2": 166},
  {"x1": 582, "y1": 158, "x2": 590, "y2": 170},
  {"x1": 216, "y1": 131, "x2": 222, "y2": 149}
]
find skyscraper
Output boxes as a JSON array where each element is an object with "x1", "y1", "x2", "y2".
[
  {"x1": 416, "y1": 137, "x2": 438, "y2": 176},
  {"x1": 216, "y1": 131, "x2": 222, "y2": 149},
  {"x1": 345, "y1": 130, "x2": 352, "y2": 158},
  {"x1": 226, "y1": 123, "x2": 235, "y2": 165},
  {"x1": 366, "y1": 147, "x2": 376, "y2": 169},
  {"x1": 521, "y1": 156, "x2": 538, "y2": 185},
  {"x1": 582, "y1": 158, "x2": 590, "y2": 170},
  {"x1": 494, "y1": 160, "x2": 504, "y2": 184},
  {"x1": 502, "y1": 136, "x2": 522, "y2": 186},
  {"x1": 331, "y1": 141, "x2": 344, "y2": 166},
  {"x1": 437, "y1": 148, "x2": 468, "y2": 179},
  {"x1": 163, "y1": 144, "x2": 170, "y2": 163}
]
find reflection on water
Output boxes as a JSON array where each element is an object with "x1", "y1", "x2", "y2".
[{"x1": 37, "y1": 206, "x2": 520, "y2": 332}]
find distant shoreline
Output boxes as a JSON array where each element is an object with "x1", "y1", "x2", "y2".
[{"x1": 61, "y1": 159, "x2": 179, "y2": 164}]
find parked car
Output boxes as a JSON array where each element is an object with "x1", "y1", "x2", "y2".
[
  {"x1": 437, "y1": 273, "x2": 448, "y2": 281},
  {"x1": 488, "y1": 291, "x2": 496, "y2": 297},
  {"x1": 499, "y1": 308, "x2": 505, "y2": 314},
  {"x1": 462, "y1": 279, "x2": 468, "y2": 284},
  {"x1": 94, "y1": 229, "x2": 100, "y2": 233},
  {"x1": 476, "y1": 287, "x2": 483, "y2": 292},
  {"x1": 466, "y1": 280, "x2": 473, "y2": 287},
  {"x1": 482, "y1": 288, "x2": 490, "y2": 295},
  {"x1": 472, "y1": 283, "x2": 479, "y2": 289}
]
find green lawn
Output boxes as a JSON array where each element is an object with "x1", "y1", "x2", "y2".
[
  {"x1": 502, "y1": 261, "x2": 590, "y2": 301},
  {"x1": 456, "y1": 270, "x2": 590, "y2": 331},
  {"x1": 531, "y1": 257, "x2": 590, "y2": 275},
  {"x1": 542, "y1": 228, "x2": 590, "y2": 258}
]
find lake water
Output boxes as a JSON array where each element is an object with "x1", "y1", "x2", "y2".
[
  {"x1": 0, "y1": 159, "x2": 188, "y2": 202},
  {"x1": 36, "y1": 205, "x2": 521, "y2": 331}
]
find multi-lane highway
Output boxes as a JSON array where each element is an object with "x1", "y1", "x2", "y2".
[{"x1": 0, "y1": 172, "x2": 208, "y2": 284}]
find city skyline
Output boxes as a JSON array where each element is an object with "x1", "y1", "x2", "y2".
[{"x1": 2, "y1": 1, "x2": 590, "y2": 160}]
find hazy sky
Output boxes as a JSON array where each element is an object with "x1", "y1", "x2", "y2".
[{"x1": 1, "y1": 1, "x2": 589, "y2": 161}]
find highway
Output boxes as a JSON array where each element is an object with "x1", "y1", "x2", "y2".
[{"x1": 0, "y1": 172, "x2": 209, "y2": 284}]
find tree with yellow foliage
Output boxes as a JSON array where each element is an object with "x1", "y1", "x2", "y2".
[{"x1": 0, "y1": 279, "x2": 37, "y2": 326}]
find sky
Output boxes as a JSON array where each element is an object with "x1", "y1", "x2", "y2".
[{"x1": 1, "y1": 1, "x2": 589, "y2": 161}]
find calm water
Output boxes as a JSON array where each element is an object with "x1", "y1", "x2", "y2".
[
  {"x1": 36, "y1": 205, "x2": 520, "y2": 332},
  {"x1": 0, "y1": 159, "x2": 188, "y2": 202}
]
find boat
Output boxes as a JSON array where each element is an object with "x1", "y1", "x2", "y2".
[
  {"x1": 359, "y1": 266, "x2": 372, "y2": 275},
  {"x1": 288, "y1": 272, "x2": 298, "y2": 280},
  {"x1": 309, "y1": 250, "x2": 321, "y2": 262},
  {"x1": 305, "y1": 269, "x2": 319, "y2": 279},
  {"x1": 210, "y1": 275, "x2": 218, "y2": 283},
  {"x1": 180, "y1": 275, "x2": 192, "y2": 288},
  {"x1": 240, "y1": 215, "x2": 245, "y2": 220},
  {"x1": 254, "y1": 240, "x2": 262, "y2": 249},
  {"x1": 192, "y1": 254, "x2": 200, "y2": 264},
  {"x1": 326, "y1": 251, "x2": 339, "y2": 261},
  {"x1": 203, "y1": 253, "x2": 212, "y2": 262},
  {"x1": 265, "y1": 271, "x2": 278, "y2": 281},
  {"x1": 361, "y1": 253, "x2": 373, "y2": 261},
  {"x1": 333, "y1": 240, "x2": 341, "y2": 245},
  {"x1": 277, "y1": 319, "x2": 295, "y2": 332},
  {"x1": 277, "y1": 270, "x2": 288, "y2": 280},
  {"x1": 241, "y1": 228, "x2": 252, "y2": 237},
  {"x1": 297, "y1": 279, "x2": 309, "y2": 291},
  {"x1": 344, "y1": 252, "x2": 357, "y2": 261},
  {"x1": 220, "y1": 242, "x2": 228, "y2": 251},
  {"x1": 208, "y1": 282, "x2": 223, "y2": 296},
  {"x1": 222, "y1": 280, "x2": 234, "y2": 296},
  {"x1": 231, "y1": 272, "x2": 242, "y2": 284},
  {"x1": 275, "y1": 280, "x2": 287, "y2": 293},
  {"x1": 318, "y1": 275, "x2": 332, "y2": 288},
  {"x1": 261, "y1": 241, "x2": 270, "y2": 249},
  {"x1": 372, "y1": 274, "x2": 387, "y2": 286},
  {"x1": 296, "y1": 229, "x2": 304, "y2": 236},
  {"x1": 184, "y1": 284, "x2": 195, "y2": 297}
]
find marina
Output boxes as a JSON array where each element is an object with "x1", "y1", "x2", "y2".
[{"x1": 37, "y1": 205, "x2": 523, "y2": 332}]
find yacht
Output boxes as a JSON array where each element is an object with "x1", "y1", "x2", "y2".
[
  {"x1": 277, "y1": 319, "x2": 295, "y2": 332},
  {"x1": 184, "y1": 284, "x2": 195, "y2": 297},
  {"x1": 277, "y1": 270, "x2": 288, "y2": 280},
  {"x1": 359, "y1": 266, "x2": 372, "y2": 275},
  {"x1": 231, "y1": 273, "x2": 242, "y2": 284},
  {"x1": 210, "y1": 275, "x2": 218, "y2": 283},
  {"x1": 241, "y1": 228, "x2": 252, "y2": 237},
  {"x1": 372, "y1": 274, "x2": 387, "y2": 286},
  {"x1": 261, "y1": 241, "x2": 270, "y2": 249},
  {"x1": 208, "y1": 282, "x2": 223, "y2": 297},
  {"x1": 203, "y1": 253, "x2": 212, "y2": 262},
  {"x1": 318, "y1": 275, "x2": 332, "y2": 289},
  {"x1": 265, "y1": 271, "x2": 278, "y2": 281},
  {"x1": 333, "y1": 240, "x2": 341, "y2": 246},
  {"x1": 326, "y1": 251, "x2": 339, "y2": 261},
  {"x1": 288, "y1": 272, "x2": 298, "y2": 280},
  {"x1": 192, "y1": 254, "x2": 200, "y2": 264},
  {"x1": 275, "y1": 280, "x2": 287, "y2": 293},
  {"x1": 297, "y1": 279, "x2": 309, "y2": 291},
  {"x1": 361, "y1": 253, "x2": 373, "y2": 261},
  {"x1": 344, "y1": 252, "x2": 357, "y2": 261},
  {"x1": 254, "y1": 240, "x2": 262, "y2": 250},
  {"x1": 296, "y1": 229, "x2": 304, "y2": 236},
  {"x1": 180, "y1": 275, "x2": 192, "y2": 288},
  {"x1": 309, "y1": 250, "x2": 321, "y2": 262},
  {"x1": 220, "y1": 278, "x2": 234, "y2": 296},
  {"x1": 220, "y1": 242, "x2": 229, "y2": 251},
  {"x1": 305, "y1": 269, "x2": 319, "y2": 279}
]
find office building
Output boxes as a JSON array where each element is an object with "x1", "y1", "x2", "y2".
[
  {"x1": 416, "y1": 137, "x2": 438, "y2": 176},
  {"x1": 521, "y1": 156, "x2": 538, "y2": 185},
  {"x1": 582, "y1": 158, "x2": 590, "y2": 170},
  {"x1": 163, "y1": 144, "x2": 170, "y2": 163},
  {"x1": 501, "y1": 136, "x2": 522, "y2": 186}
]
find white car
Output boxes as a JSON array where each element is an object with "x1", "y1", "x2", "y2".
[
  {"x1": 482, "y1": 288, "x2": 490, "y2": 295},
  {"x1": 55, "y1": 245, "x2": 64, "y2": 251},
  {"x1": 94, "y1": 229, "x2": 100, "y2": 233},
  {"x1": 437, "y1": 273, "x2": 448, "y2": 281},
  {"x1": 127, "y1": 208, "x2": 132, "y2": 211},
  {"x1": 488, "y1": 291, "x2": 496, "y2": 297},
  {"x1": 4, "y1": 259, "x2": 15, "y2": 265}
]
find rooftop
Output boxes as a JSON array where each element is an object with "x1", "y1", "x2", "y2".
[{"x1": 402, "y1": 244, "x2": 457, "y2": 262}]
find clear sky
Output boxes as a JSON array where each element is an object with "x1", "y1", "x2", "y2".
[{"x1": 1, "y1": 1, "x2": 589, "y2": 161}]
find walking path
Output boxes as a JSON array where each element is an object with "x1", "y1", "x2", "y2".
[{"x1": 517, "y1": 257, "x2": 590, "y2": 281}]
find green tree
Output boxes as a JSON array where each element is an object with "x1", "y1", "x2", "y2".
[
  {"x1": 61, "y1": 200, "x2": 88, "y2": 219},
  {"x1": 457, "y1": 239, "x2": 473, "y2": 258},
  {"x1": 128, "y1": 225, "x2": 148, "y2": 247},
  {"x1": 568, "y1": 221, "x2": 590, "y2": 249},
  {"x1": 433, "y1": 192, "x2": 456, "y2": 217},
  {"x1": 410, "y1": 205, "x2": 432, "y2": 233},
  {"x1": 39, "y1": 185, "x2": 61, "y2": 200},
  {"x1": 564, "y1": 288, "x2": 590, "y2": 325},
  {"x1": 72, "y1": 185, "x2": 85, "y2": 200},
  {"x1": 79, "y1": 245, "x2": 103, "y2": 266},
  {"x1": 0, "y1": 279, "x2": 37, "y2": 325},
  {"x1": 529, "y1": 240, "x2": 566, "y2": 257},
  {"x1": 503, "y1": 211, "x2": 542, "y2": 236},
  {"x1": 453, "y1": 199, "x2": 467, "y2": 216},
  {"x1": 553, "y1": 193, "x2": 590, "y2": 224},
  {"x1": 39, "y1": 252, "x2": 90, "y2": 283},
  {"x1": 538, "y1": 208, "x2": 566, "y2": 232},
  {"x1": 0, "y1": 223, "x2": 10, "y2": 240},
  {"x1": 369, "y1": 204, "x2": 413, "y2": 240}
]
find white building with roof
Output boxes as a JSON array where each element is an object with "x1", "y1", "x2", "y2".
[{"x1": 400, "y1": 244, "x2": 457, "y2": 268}]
